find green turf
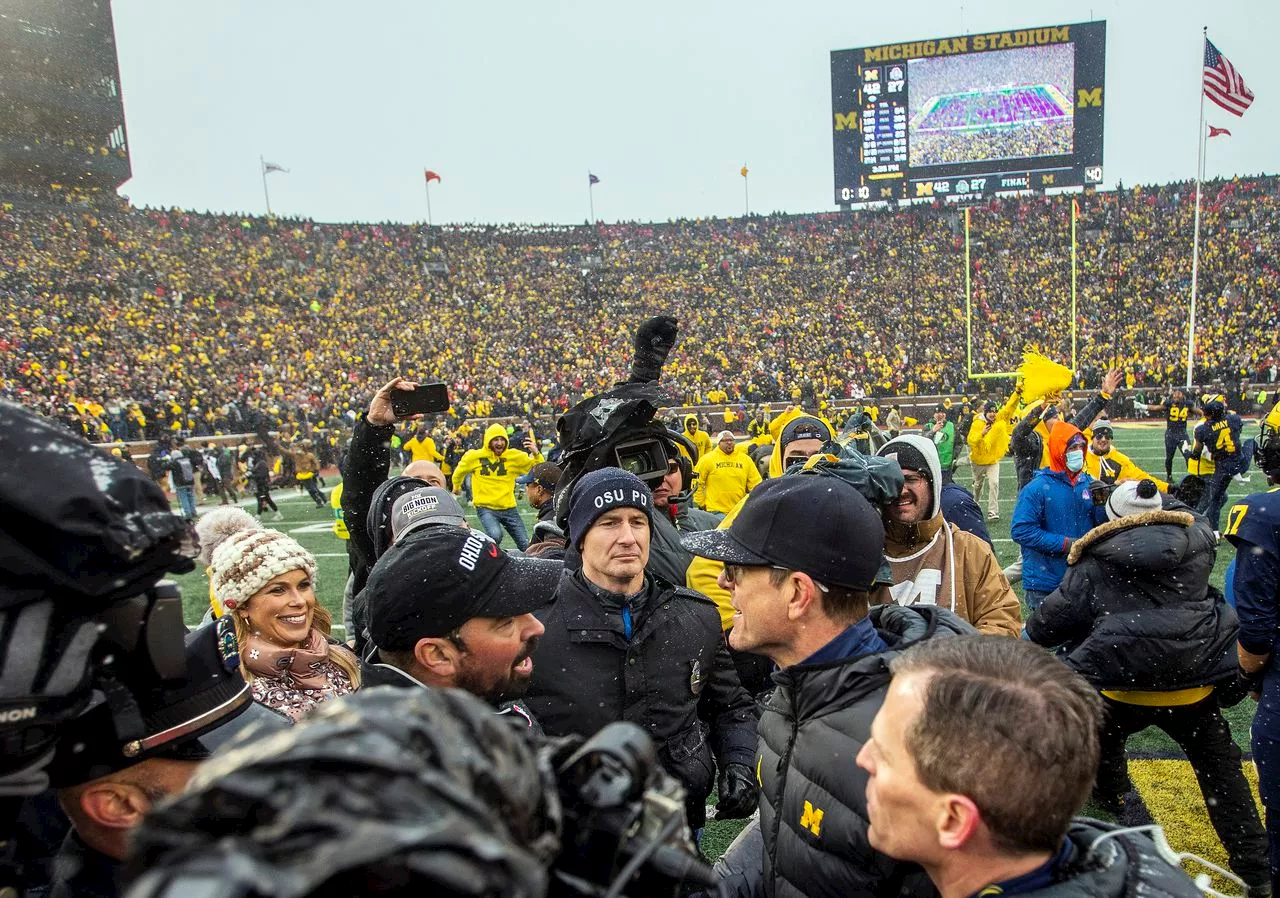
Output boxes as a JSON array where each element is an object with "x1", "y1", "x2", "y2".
[{"x1": 171, "y1": 422, "x2": 1267, "y2": 860}]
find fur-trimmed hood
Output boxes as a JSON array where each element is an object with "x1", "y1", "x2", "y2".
[{"x1": 1067, "y1": 509, "x2": 1196, "y2": 566}]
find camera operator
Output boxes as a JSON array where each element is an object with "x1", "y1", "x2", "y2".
[
  {"x1": 126, "y1": 687, "x2": 714, "y2": 898},
  {"x1": 525, "y1": 468, "x2": 760, "y2": 833},
  {"x1": 0, "y1": 401, "x2": 200, "y2": 894}
]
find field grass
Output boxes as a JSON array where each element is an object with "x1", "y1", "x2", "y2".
[{"x1": 169, "y1": 422, "x2": 1268, "y2": 874}]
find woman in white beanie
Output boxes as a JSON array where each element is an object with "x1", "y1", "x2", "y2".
[{"x1": 199, "y1": 507, "x2": 360, "y2": 721}]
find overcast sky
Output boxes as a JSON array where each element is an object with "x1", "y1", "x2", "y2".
[{"x1": 109, "y1": 0, "x2": 1277, "y2": 224}]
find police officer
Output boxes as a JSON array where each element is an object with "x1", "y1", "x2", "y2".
[
  {"x1": 1231, "y1": 418, "x2": 1280, "y2": 896},
  {"x1": 44, "y1": 621, "x2": 285, "y2": 898},
  {"x1": 524, "y1": 468, "x2": 760, "y2": 831}
]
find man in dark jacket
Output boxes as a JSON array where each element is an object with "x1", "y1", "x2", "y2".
[
  {"x1": 857, "y1": 635, "x2": 1203, "y2": 898},
  {"x1": 358, "y1": 526, "x2": 557, "y2": 735},
  {"x1": 524, "y1": 467, "x2": 759, "y2": 831},
  {"x1": 1027, "y1": 478, "x2": 1268, "y2": 894},
  {"x1": 688, "y1": 473, "x2": 975, "y2": 898}
]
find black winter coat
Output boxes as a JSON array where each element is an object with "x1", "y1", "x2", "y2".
[
  {"x1": 340, "y1": 415, "x2": 395, "y2": 596},
  {"x1": 524, "y1": 570, "x2": 758, "y2": 828},
  {"x1": 752, "y1": 605, "x2": 974, "y2": 898},
  {"x1": 1026, "y1": 509, "x2": 1238, "y2": 691}
]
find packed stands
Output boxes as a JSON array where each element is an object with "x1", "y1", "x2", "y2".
[{"x1": 2, "y1": 176, "x2": 1277, "y2": 442}]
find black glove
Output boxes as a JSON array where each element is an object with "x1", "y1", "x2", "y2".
[
  {"x1": 714, "y1": 762, "x2": 758, "y2": 820},
  {"x1": 629, "y1": 315, "x2": 678, "y2": 384},
  {"x1": 0, "y1": 600, "x2": 98, "y2": 796}
]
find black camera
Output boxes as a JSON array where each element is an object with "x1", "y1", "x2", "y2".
[
  {"x1": 552, "y1": 722, "x2": 715, "y2": 898},
  {"x1": 613, "y1": 438, "x2": 670, "y2": 487}
]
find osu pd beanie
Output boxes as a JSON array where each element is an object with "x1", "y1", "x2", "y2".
[{"x1": 567, "y1": 467, "x2": 653, "y2": 547}]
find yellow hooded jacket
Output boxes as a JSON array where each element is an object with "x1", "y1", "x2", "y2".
[
  {"x1": 1086, "y1": 446, "x2": 1169, "y2": 492},
  {"x1": 683, "y1": 415, "x2": 712, "y2": 461},
  {"x1": 966, "y1": 391, "x2": 1020, "y2": 466},
  {"x1": 450, "y1": 423, "x2": 542, "y2": 510}
]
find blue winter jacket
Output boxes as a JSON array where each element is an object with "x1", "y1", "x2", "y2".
[{"x1": 1011, "y1": 468, "x2": 1102, "y2": 593}]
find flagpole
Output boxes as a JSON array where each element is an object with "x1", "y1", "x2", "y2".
[
  {"x1": 424, "y1": 179, "x2": 433, "y2": 228},
  {"x1": 260, "y1": 155, "x2": 272, "y2": 216},
  {"x1": 588, "y1": 172, "x2": 595, "y2": 224},
  {"x1": 1186, "y1": 25, "x2": 1207, "y2": 390},
  {"x1": 743, "y1": 170, "x2": 750, "y2": 216}
]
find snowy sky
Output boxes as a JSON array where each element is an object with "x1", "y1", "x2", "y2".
[{"x1": 108, "y1": 0, "x2": 1278, "y2": 224}]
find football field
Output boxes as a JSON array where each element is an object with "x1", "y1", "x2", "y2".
[{"x1": 170, "y1": 422, "x2": 1268, "y2": 876}]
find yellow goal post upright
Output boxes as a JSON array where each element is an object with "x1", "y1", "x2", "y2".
[{"x1": 963, "y1": 200, "x2": 1080, "y2": 383}]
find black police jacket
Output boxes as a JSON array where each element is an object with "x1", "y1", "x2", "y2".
[
  {"x1": 524, "y1": 570, "x2": 758, "y2": 828},
  {"x1": 754, "y1": 606, "x2": 974, "y2": 898},
  {"x1": 49, "y1": 831, "x2": 121, "y2": 898},
  {"x1": 1026, "y1": 509, "x2": 1238, "y2": 692}
]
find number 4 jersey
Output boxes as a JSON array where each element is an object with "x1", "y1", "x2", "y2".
[{"x1": 1195, "y1": 412, "x2": 1245, "y2": 467}]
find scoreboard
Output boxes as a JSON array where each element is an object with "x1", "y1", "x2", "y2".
[{"x1": 831, "y1": 21, "x2": 1105, "y2": 205}]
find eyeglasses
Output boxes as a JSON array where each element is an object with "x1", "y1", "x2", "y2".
[
  {"x1": 723, "y1": 564, "x2": 829, "y2": 593},
  {"x1": 902, "y1": 473, "x2": 929, "y2": 486}
]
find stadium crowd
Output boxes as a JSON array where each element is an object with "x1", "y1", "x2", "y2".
[
  {"x1": 4, "y1": 171, "x2": 1280, "y2": 897},
  {"x1": 1, "y1": 176, "x2": 1278, "y2": 446}
]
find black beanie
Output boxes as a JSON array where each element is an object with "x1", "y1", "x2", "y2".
[
  {"x1": 884, "y1": 442, "x2": 931, "y2": 481},
  {"x1": 567, "y1": 467, "x2": 653, "y2": 546}
]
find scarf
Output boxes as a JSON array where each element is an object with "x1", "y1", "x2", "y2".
[
  {"x1": 883, "y1": 514, "x2": 958, "y2": 614},
  {"x1": 241, "y1": 628, "x2": 335, "y2": 690}
]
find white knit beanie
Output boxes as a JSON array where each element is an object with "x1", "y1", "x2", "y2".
[
  {"x1": 1105, "y1": 479, "x2": 1163, "y2": 521},
  {"x1": 205, "y1": 514, "x2": 317, "y2": 611}
]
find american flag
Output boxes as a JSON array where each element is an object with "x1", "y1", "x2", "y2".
[{"x1": 1203, "y1": 39, "x2": 1254, "y2": 117}]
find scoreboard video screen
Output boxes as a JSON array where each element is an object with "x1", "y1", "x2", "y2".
[{"x1": 831, "y1": 21, "x2": 1105, "y2": 205}]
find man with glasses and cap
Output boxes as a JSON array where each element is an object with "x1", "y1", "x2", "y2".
[
  {"x1": 45, "y1": 620, "x2": 285, "y2": 898},
  {"x1": 686, "y1": 474, "x2": 974, "y2": 898}
]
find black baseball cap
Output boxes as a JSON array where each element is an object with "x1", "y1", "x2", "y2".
[
  {"x1": 681, "y1": 474, "x2": 885, "y2": 590},
  {"x1": 47, "y1": 619, "x2": 273, "y2": 788},
  {"x1": 363, "y1": 528, "x2": 562, "y2": 651}
]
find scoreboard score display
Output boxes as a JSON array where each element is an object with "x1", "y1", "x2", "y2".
[{"x1": 831, "y1": 21, "x2": 1105, "y2": 205}]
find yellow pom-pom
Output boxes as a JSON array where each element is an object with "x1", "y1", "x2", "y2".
[{"x1": 1018, "y1": 352, "x2": 1072, "y2": 403}]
